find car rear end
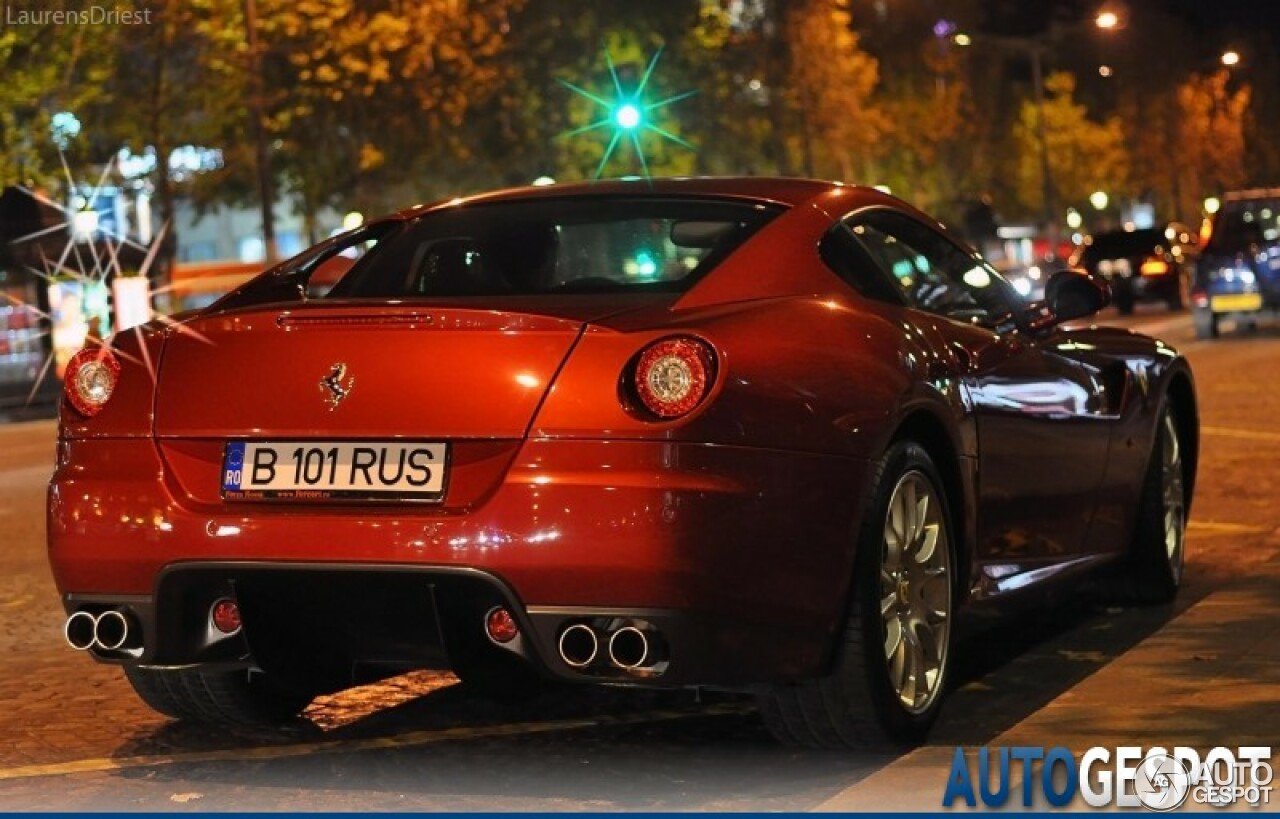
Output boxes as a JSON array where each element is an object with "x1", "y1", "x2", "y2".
[
  {"x1": 48, "y1": 187, "x2": 870, "y2": 698},
  {"x1": 1075, "y1": 227, "x2": 1191, "y2": 313},
  {"x1": 1192, "y1": 190, "x2": 1280, "y2": 338}
]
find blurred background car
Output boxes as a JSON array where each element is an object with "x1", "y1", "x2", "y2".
[
  {"x1": 1071, "y1": 224, "x2": 1198, "y2": 314},
  {"x1": 994, "y1": 260, "x2": 1048, "y2": 303},
  {"x1": 1192, "y1": 188, "x2": 1280, "y2": 339}
]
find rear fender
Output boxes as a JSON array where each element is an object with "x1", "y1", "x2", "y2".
[{"x1": 533, "y1": 295, "x2": 920, "y2": 458}]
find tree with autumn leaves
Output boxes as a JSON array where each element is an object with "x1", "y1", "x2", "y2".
[
  {"x1": 5, "y1": 0, "x2": 1275, "y2": 261},
  {"x1": 1013, "y1": 72, "x2": 1129, "y2": 218},
  {"x1": 0, "y1": 1, "x2": 115, "y2": 187},
  {"x1": 1174, "y1": 71, "x2": 1251, "y2": 219}
]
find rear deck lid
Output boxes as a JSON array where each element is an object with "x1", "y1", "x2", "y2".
[{"x1": 154, "y1": 302, "x2": 586, "y2": 439}]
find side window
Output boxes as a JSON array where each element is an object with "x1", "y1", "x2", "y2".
[
  {"x1": 818, "y1": 225, "x2": 908, "y2": 305},
  {"x1": 848, "y1": 211, "x2": 1015, "y2": 328}
]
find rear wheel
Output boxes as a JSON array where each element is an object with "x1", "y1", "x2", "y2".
[
  {"x1": 124, "y1": 666, "x2": 313, "y2": 727},
  {"x1": 1166, "y1": 272, "x2": 1189, "y2": 311},
  {"x1": 1103, "y1": 404, "x2": 1186, "y2": 605},
  {"x1": 1192, "y1": 308, "x2": 1219, "y2": 339},
  {"x1": 1113, "y1": 280, "x2": 1136, "y2": 315},
  {"x1": 759, "y1": 442, "x2": 954, "y2": 748}
]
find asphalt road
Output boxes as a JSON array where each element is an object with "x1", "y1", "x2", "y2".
[{"x1": 0, "y1": 305, "x2": 1276, "y2": 811}]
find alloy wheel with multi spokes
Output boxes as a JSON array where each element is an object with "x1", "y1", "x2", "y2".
[
  {"x1": 758, "y1": 441, "x2": 956, "y2": 748},
  {"x1": 880, "y1": 471, "x2": 951, "y2": 716},
  {"x1": 1161, "y1": 410, "x2": 1186, "y2": 585},
  {"x1": 1103, "y1": 402, "x2": 1189, "y2": 605}
]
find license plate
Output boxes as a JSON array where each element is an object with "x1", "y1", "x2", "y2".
[
  {"x1": 222, "y1": 441, "x2": 448, "y2": 501},
  {"x1": 1210, "y1": 293, "x2": 1263, "y2": 313}
]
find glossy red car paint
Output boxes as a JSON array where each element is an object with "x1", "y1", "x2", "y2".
[{"x1": 49, "y1": 177, "x2": 1198, "y2": 716}]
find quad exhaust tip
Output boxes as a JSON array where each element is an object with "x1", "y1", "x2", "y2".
[
  {"x1": 607, "y1": 626, "x2": 651, "y2": 670},
  {"x1": 557, "y1": 623, "x2": 599, "y2": 668},
  {"x1": 63, "y1": 610, "x2": 138, "y2": 652},
  {"x1": 94, "y1": 610, "x2": 130, "y2": 651},
  {"x1": 63, "y1": 611, "x2": 96, "y2": 651},
  {"x1": 556, "y1": 620, "x2": 664, "y2": 673}
]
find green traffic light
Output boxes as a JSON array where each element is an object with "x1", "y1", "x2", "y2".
[
  {"x1": 557, "y1": 46, "x2": 696, "y2": 179},
  {"x1": 614, "y1": 103, "x2": 642, "y2": 130}
]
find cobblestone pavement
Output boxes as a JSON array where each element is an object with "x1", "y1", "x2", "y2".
[{"x1": 0, "y1": 307, "x2": 1275, "y2": 810}]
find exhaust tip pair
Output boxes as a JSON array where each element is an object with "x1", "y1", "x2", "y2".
[
  {"x1": 64, "y1": 610, "x2": 134, "y2": 652},
  {"x1": 557, "y1": 623, "x2": 653, "y2": 671}
]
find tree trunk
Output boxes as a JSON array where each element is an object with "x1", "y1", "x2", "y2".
[
  {"x1": 244, "y1": 0, "x2": 278, "y2": 264},
  {"x1": 798, "y1": 102, "x2": 815, "y2": 178},
  {"x1": 148, "y1": 14, "x2": 177, "y2": 310},
  {"x1": 301, "y1": 190, "x2": 319, "y2": 247}
]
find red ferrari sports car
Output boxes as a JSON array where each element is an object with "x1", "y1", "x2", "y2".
[{"x1": 49, "y1": 178, "x2": 1197, "y2": 747}]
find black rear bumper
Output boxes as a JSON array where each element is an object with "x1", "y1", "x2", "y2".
[{"x1": 62, "y1": 561, "x2": 763, "y2": 692}]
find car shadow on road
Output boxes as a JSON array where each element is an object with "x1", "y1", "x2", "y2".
[
  {"x1": 98, "y1": 574, "x2": 1200, "y2": 810},
  {"x1": 934, "y1": 586, "x2": 1180, "y2": 745},
  {"x1": 107, "y1": 683, "x2": 875, "y2": 810}
]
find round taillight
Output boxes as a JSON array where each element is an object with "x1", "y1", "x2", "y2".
[
  {"x1": 632, "y1": 337, "x2": 716, "y2": 419},
  {"x1": 64, "y1": 347, "x2": 121, "y2": 417}
]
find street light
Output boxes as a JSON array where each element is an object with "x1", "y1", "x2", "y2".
[
  {"x1": 1090, "y1": 191, "x2": 1110, "y2": 211},
  {"x1": 1221, "y1": 50, "x2": 1241, "y2": 67},
  {"x1": 71, "y1": 209, "x2": 99, "y2": 243},
  {"x1": 962, "y1": 9, "x2": 1121, "y2": 236},
  {"x1": 1203, "y1": 197, "x2": 1221, "y2": 215}
]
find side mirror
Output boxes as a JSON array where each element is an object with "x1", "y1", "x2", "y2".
[{"x1": 1045, "y1": 269, "x2": 1110, "y2": 323}]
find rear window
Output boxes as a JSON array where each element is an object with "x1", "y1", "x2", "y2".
[
  {"x1": 1207, "y1": 197, "x2": 1280, "y2": 252},
  {"x1": 326, "y1": 198, "x2": 781, "y2": 299},
  {"x1": 1079, "y1": 229, "x2": 1163, "y2": 262}
]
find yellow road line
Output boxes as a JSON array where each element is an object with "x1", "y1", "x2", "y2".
[
  {"x1": 1202, "y1": 426, "x2": 1280, "y2": 443},
  {"x1": 0, "y1": 703, "x2": 749, "y2": 782},
  {"x1": 1188, "y1": 520, "x2": 1272, "y2": 536}
]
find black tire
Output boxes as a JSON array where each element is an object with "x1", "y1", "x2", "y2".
[
  {"x1": 758, "y1": 441, "x2": 956, "y2": 749},
  {"x1": 124, "y1": 666, "x2": 313, "y2": 727},
  {"x1": 1192, "y1": 308, "x2": 1219, "y2": 340},
  {"x1": 1166, "y1": 273, "x2": 1188, "y2": 311},
  {"x1": 1102, "y1": 404, "x2": 1187, "y2": 605},
  {"x1": 1113, "y1": 281, "x2": 1135, "y2": 315}
]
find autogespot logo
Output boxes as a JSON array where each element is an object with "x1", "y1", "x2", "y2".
[{"x1": 943, "y1": 745, "x2": 1274, "y2": 810}]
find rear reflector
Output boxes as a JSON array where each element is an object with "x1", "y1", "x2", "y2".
[
  {"x1": 631, "y1": 337, "x2": 717, "y2": 419},
  {"x1": 64, "y1": 347, "x2": 121, "y2": 417},
  {"x1": 485, "y1": 607, "x2": 519, "y2": 643},
  {"x1": 210, "y1": 599, "x2": 242, "y2": 634}
]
